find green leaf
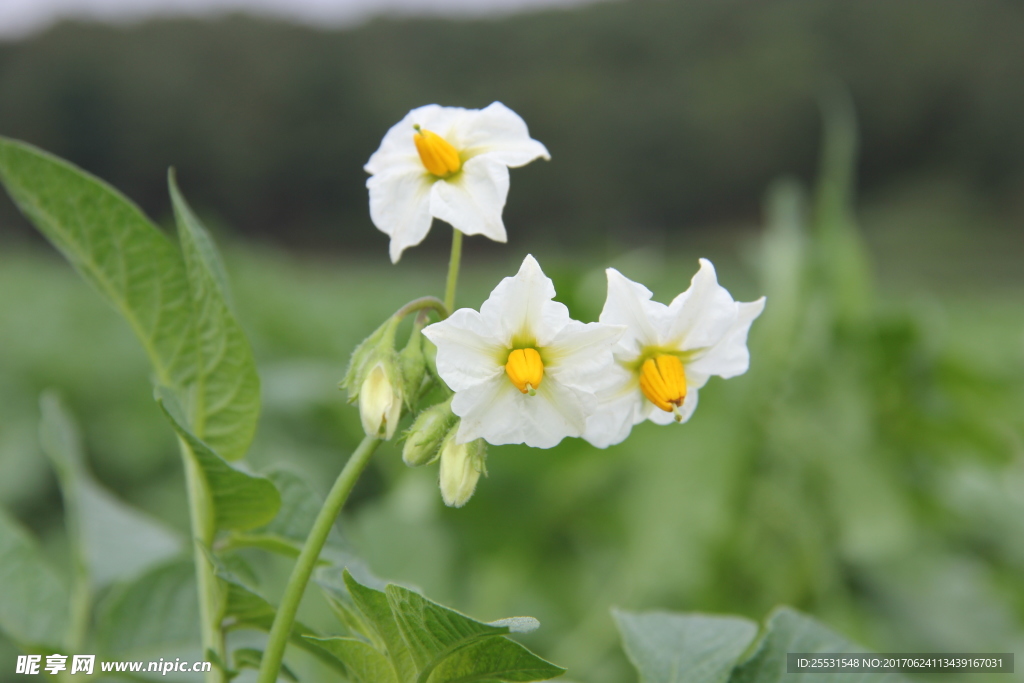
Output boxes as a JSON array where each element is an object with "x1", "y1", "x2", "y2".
[
  {"x1": 304, "y1": 636, "x2": 398, "y2": 683},
  {"x1": 0, "y1": 138, "x2": 260, "y2": 462},
  {"x1": 169, "y1": 173, "x2": 260, "y2": 461},
  {"x1": 731, "y1": 608, "x2": 907, "y2": 683},
  {"x1": 0, "y1": 137, "x2": 195, "y2": 392},
  {"x1": 39, "y1": 392, "x2": 182, "y2": 588},
  {"x1": 0, "y1": 507, "x2": 70, "y2": 651},
  {"x1": 385, "y1": 583, "x2": 509, "y2": 672},
  {"x1": 426, "y1": 636, "x2": 566, "y2": 683},
  {"x1": 205, "y1": 551, "x2": 345, "y2": 674},
  {"x1": 613, "y1": 609, "x2": 758, "y2": 683},
  {"x1": 157, "y1": 387, "x2": 280, "y2": 532},
  {"x1": 340, "y1": 570, "x2": 417, "y2": 682},
  {"x1": 616, "y1": 606, "x2": 907, "y2": 683},
  {"x1": 224, "y1": 468, "x2": 344, "y2": 558},
  {"x1": 95, "y1": 559, "x2": 200, "y2": 658},
  {"x1": 233, "y1": 647, "x2": 299, "y2": 682}
]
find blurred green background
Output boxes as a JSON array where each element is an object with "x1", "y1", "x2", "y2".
[{"x1": 1, "y1": 0, "x2": 1023, "y2": 681}]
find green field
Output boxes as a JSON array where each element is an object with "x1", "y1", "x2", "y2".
[{"x1": 2, "y1": 176, "x2": 1021, "y2": 680}]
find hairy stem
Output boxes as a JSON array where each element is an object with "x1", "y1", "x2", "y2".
[
  {"x1": 444, "y1": 228, "x2": 463, "y2": 312},
  {"x1": 395, "y1": 295, "x2": 449, "y2": 321},
  {"x1": 181, "y1": 440, "x2": 226, "y2": 683},
  {"x1": 256, "y1": 435, "x2": 382, "y2": 683}
]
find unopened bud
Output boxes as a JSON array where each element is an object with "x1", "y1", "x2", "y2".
[
  {"x1": 438, "y1": 430, "x2": 487, "y2": 508},
  {"x1": 358, "y1": 359, "x2": 404, "y2": 440},
  {"x1": 399, "y1": 324, "x2": 427, "y2": 407},
  {"x1": 402, "y1": 399, "x2": 456, "y2": 467}
]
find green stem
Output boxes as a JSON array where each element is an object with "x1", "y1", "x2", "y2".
[
  {"x1": 181, "y1": 440, "x2": 226, "y2": 683},
  {"x1": 444, "y1": 229, "x2": 463, "y2": 312},
  {"x1": 395, "y1": 295, "x2": 449, "y2": 321},
  {"x1": 256, "y1": 435, "x2": 382, "y2": 683}
]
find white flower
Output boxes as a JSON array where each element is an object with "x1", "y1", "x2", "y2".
[
  {"x1": 422, "y1": 255, "x2": 624, "y2": 449},
  {"x1": 582, "y1": 259, "x2": 766, "y2": 448},
  {"x1": 365, "y1": 102, "x2": 550, "y2": 263}
]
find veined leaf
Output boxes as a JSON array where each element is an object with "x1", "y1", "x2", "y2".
[
  {"x1": 157, "y1": 387, "x2": 279, "y2": 532},
  {"x1": 616, "y1": 606, "x2": 907, "y2": 683},
  {"x1": 0, "y1": 138, "x2": 261, "y2": 462},
  {"x1": 385, "y1": 583, "x2": 508, "y2": 671},
  {"x1": 325, "y1": 572, "x2": 563, "y2": 683},
  {"x1": 39, "y1": 392, "x2": 182, "y2": 588},
  {"x1": 0, "y1": 137, "x2": 195, "y2": 391},
  {"x1": 95, "y1": 559, "x2": 200, "y2": 658},
  {"x1": 0, "y1": 508, "x2": 69, "y2": 651},
  {"x1": 305, "y1": 636, "x2": 398, "y2": 683},
  {"x1": 731, "y1": 607, "x2": 906, "y2": 683},
  {"x1": 613, "y1": 609, "x2": 757, "y2": 683},
  {"x1": 169, "y1": 173, "x2": 259, "y2": 461},
  {"x1": 425, "y1": 636, "x2": 566, "y2": 683},
  {"x1": 341, "y1": 570, "x2": 417, "y2": 682}
]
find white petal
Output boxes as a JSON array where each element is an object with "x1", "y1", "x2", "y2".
[
  {"x1": 365, "y1": 104, "x2": 467, "y2": 176},
  {"x1": 457, "y1": 102, "x2": 551, "y2": 167},
  {"x1": 450, "y1": 376, "x2": 518, "y2": 443},
  {"x1": 599, "y1": 268, "x2": 662, "y2": 356},
  {"x1": 422, "y1": 309, "x2": 505, "y2": 392},
  {"x1": 479, "y1": 254, "x2": 565, "y2": 346},
  {"x1": 581, "y1": 367, "x2": 642, "y2": 448},
  {"x1": 545, "y1": 320, "x2": 625, "y2": 390},
  {"x1": 665, "y1": 258, "x2": 739, "y2": 351},
  {"x1": 429, "y1": 156, "x2": 510, "y2": 243},
  {"x1": 453, "y1": 374, "x2": 591, "y2": 448},
  {"x1": 687, "y1": 298, "x2": 766, "y2": 378},
  {"x1": 366, "y1": 168, "x2": 435, "y2": 263}
]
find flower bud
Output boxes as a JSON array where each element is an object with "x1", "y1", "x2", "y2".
[
  {"x1": 399, "y1": 324, "x2": 427, "y2": 408},
  {"x1": 340, "y1": 317, "x2": 397, "y2": 403},
  {"x1": 402, "y1": 399, "x2": 456, "y2": 467},
  {"x1": 358, "y1": 359, "x2": 403, "y2": 440},
  {"x1": 438, "y1": 430, "x2": 487, "y2": 508}
]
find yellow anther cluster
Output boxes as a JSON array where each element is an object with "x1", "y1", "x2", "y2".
[
  {"x1": 505, "y1": 348, "x2": 544, "y2": 395},
  {"x1": 413, "y1": 125, "x2": 462, "y2": 177},
  {"x1": 639, "y1": 355, "x2": 687, "y2": 420}
]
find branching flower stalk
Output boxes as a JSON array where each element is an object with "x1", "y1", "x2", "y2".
[{"x1": 258, "y1": 294, "x2": 449, "y2": 683}]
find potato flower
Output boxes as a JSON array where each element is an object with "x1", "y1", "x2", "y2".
[
  {"x1": 365, "y1": 102, "x2": 550, "y2": 263},
  {"x1": 423, "y1": 255, "x2": 624, "y2": 448},
  {"x1": 582, "y1": 259, "x2": 765, "y2": 448}
]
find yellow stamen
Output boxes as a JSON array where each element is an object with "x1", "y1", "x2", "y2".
[
  {"x1": 413, "y1": 125, "x2": 462, "y2": 177},
  {"x1": 505, "y1": 348, "x2": 544, "y2": 395},
  {"x1": 639, "y1": 355, "x2": 687, "y2": 421}
]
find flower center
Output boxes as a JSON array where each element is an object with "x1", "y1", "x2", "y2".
[
  {"x1": 505, "y1": 348, "x2": 544, "y2": 395},
  {"x1": 413, "y1": 125, "x2": 462, "y2": 177},
  {"x1": 639, "y1": 354, "x2": 687, "y2": 421}
]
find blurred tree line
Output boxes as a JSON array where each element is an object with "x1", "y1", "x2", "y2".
[{"x1": 0, "y1": 0, "x2": 1022, "y2": 253}]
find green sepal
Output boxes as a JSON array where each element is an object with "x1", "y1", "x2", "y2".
[
  {"x1": 398, "y1": 317, "x2": 429, "y2": 409},
  {"x1": 340, "y1": 316, "x2": 400, "y2": 403}
]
